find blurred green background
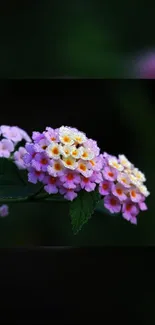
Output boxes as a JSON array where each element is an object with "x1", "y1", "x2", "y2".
[
  {"x1": 1, "y1": 0, "x2": 155, "y2": 77},
  {"x1": 0, "y1": 2, "x2": 154, "y2": 246}
]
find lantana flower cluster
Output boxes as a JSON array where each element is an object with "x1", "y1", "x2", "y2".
[
  {"x1": 99, "y1": 153, "x2": 150, "y2": 225},
  {"x1": 0, "y1": 125, "x2": 31, "y2": 217},
  {"x1": 23, "y1": 126, "x2": 150, "y2": 225},
  {"x1": 23, "y1": 126, "x2": 103, "y2": 201}
]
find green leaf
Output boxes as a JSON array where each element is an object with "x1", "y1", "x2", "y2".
[
  {"x1": 70, "y1": 190, "x2": 101, "y2": 235},
  {"x1": 0, "y1": 158, "x2": 42, "y2": 201}
]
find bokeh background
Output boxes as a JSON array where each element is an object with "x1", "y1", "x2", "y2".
[
  {"x1": 1, "y1": 0, "x2": 155, "y2": 78},
  {"x1": 0, "y1": 1, "x2": 155, "y2": 245},
  {"x1": 0, "y1": 80, "x2": 154, "y2": 246}
]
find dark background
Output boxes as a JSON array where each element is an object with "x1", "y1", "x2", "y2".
[
  {"x1": 0, "y1": 3, "x2": 155, "y2": 322},
  {"x1": 0, "y1": 1, "x2": 155, "y2": 78},
  {"x1": 0, "y1": 80, "x2": 154, "y2": 246}
]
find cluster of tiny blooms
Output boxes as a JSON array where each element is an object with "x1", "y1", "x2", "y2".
[
  {"x1": 23, "y1": 126, "x2": 103, "y2": 201},
  {"x1": 0, "y1": 125, "x2": 31, "y2": 169},
  {"x1": 99, "y1": 153, "x2": 150, "y2": 224},
  {"x1": 23, "y1": 126, "x2": 150, "y2": 225},
  {"x1": 0, "y1": 125, "x2": 31, "y2": 217}
]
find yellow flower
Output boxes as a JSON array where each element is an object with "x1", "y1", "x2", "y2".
[
  {"x1": 62, "y1": 156, "x2": 78, "y2": 170},
  {"x1": 133, "y1": 168, "x2": 146, "y2": 183},
  {"x1": 138, "y1": 184, "x2": 150, "y2": 197},
  {"x1": 118, "y1": 154, "x2": 133, "y2": 169},
  {"x1": 70, "y1": 145, "x2": 83, "y2": 159},
  {"x1": 72, "y1": 131, "x2": 87, "y2": 144},
  {"x1": 108, "y1": 157, "x2": 124, "y2": 171},
  {"x1": 46, "y1": 143, "x2": 60, "y2": 159},
  {"x1": 60, "y1": 145, "x2": 71, "y2": 158}
]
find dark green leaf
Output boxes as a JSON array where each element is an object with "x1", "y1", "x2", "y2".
[
  {"x1": 70, "y1": 190, "x2": 101, "y2": 235},
  {"x1": 0, "y1": 158, "x2": 42, "y2": 200}
]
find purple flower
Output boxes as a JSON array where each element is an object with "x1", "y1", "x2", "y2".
[
  {"x1": 111, "y1": 183, "x2": 127, "y2": 202},
  {"x1": 83, "y1": 139, "x2": 100, "y2": 156},
  {"x1": 0, "y1": 139, "x2": 14, "y2": 158},
  {"x1": 129, "y1": 188, "x2": 142, "y2": 203},
  {"x1": 44, "y1": 127, "x2": 59, "y2": 143},
  {"x1": 122, "y1": 199, "x2": 139, "y2": 225},
  {"x1": 104, "y1": 194, "x2": 121, "y2": 214},
  {"x1": 0, "y1": 204, "x2": 9, "y2": 217},
  {"x1": 88, "y1": 155, "x2": 103, "y2": 172},
  {"x1": 60, "y1": 170, "x2": 80, "y2": 189},
  {"x1": 34, "y1": 138, "x2": 50, "y2": 153},
  {"x1": 138, "y1": 195, "x2": 148, "y2": 211},
  {"x1": 80, "y1": 176, "x2": 96, "y2": 192},
  {"x1": 43, "y1": 175, "x2": 60, "y2": 194},
  {"x1": 28, "y1": 167, "x2": 45, "y2": 184},
  {"x1": 13, "y1": 147, "x2": 27, "y2": 169},
  {"x1": 1, "y1": 126, "x2": 22, "y2": 143},
  {"x1": 102, "y1": 166, "x2": 117, "y2": 182},
  {"x1": 59, "y1": 187, "x2": 78, "y2": 201},
  {"x1": 32, "y1": 131, "x2": 44, "y2": 143},
  {"x1": 31, "y1": 152, "x2": 49, "y2": 172},
  {"x1": 138, "y1": 201, "x2": 148, "y2": 211},
  {"x1": 23, "y1": 143, "x2": 37, "y2": 166},
  {"x1": 90, "y1": 171, "x2": 103, "y2": 184},
  {"x1": 99, "y1": 180, "x2": 112, "y2": 196}
]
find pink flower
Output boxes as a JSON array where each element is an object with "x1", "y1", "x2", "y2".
[
  {"x1": 0, "y1": 205, "x2": 9, "y2": 217},
  {"x1": 138, "y1": 201, "x2": 148, "y2": 211},
  {"x1": 0, "y1": 139, "x2": 14, "y2": 158},
  {"x1": 60, "y1": 170, "x2": 80, "y2": 189},
  {"x1": 47, "y1": 159, "x2": 64, "y2": 177},
  {"x1": 104, "y1": 194, "x2": 121, "y2": 214},
  {"x1": 1, "y1": 126, "x2": 22, "y2": 143},
  {"x1": 43, "y1": 127, "x2": 59, "y2": 143},
  {"x1": 129, "y1": 188, "x2": 142, "y2": 203},
  {"x1": 43, "y1": 175, "x2": 60, "y2": 194},
  {"x1": 90, "y1": 171, "x2": 103, "y2": 184},
  {"x1": 102, "y1": 166, "x2": 117, "y2": 182},
  {"x1": 99, "y1": 180, "x2": 112, "y2": 196},
  {"x1": 13, "y1": 147, "x2": 27, "y2": 169},
  {"x1": 88, "y1": 155, "x2": 103, "y2": 172},
  {"x1": 111, "y1": 183, "x2": 127, "y2": 202},
  {"x1": 32, "y1": 152, "x2": 50, "y2": 172},
  {"x1": 138, "y1": 195, "x2": 148, "y2": 211},
  {"x1": 122, "y1": 200, "x2": 139, "y2": 225},
  {"x1": 28, "y1": 167, "x2": 45, "y2": 184},
  {"x1": 80, "y1": 176, "x2": 96, "y2": 192},
  {"x1": 83, "y1": 139, "x2": 100, "y2": 156},
  {"x1": 59, "y1": 187, "x2": 78, "y2": 201}
]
